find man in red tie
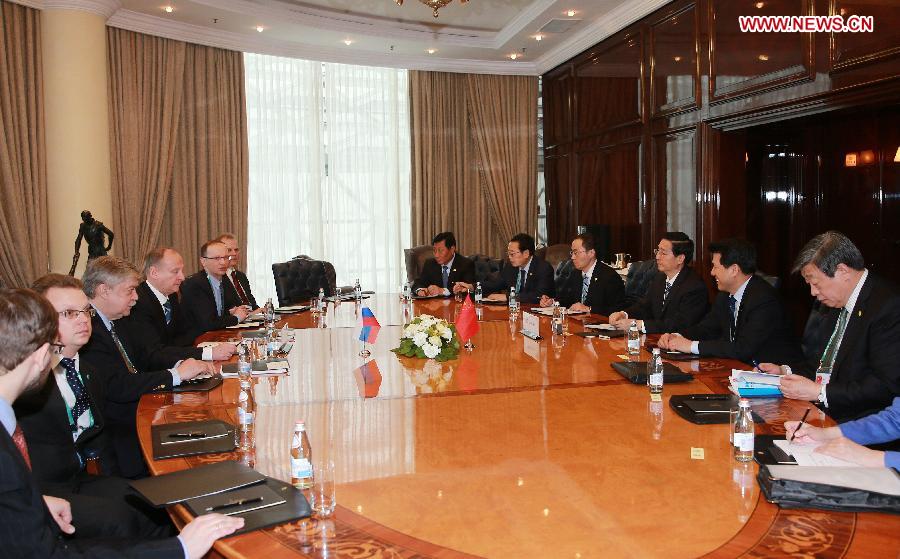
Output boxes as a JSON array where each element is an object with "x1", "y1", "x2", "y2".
[
  {"x1": 0, "y1": 288, "x2": 243, "y2": 557},
  {"x1": 216, "y1": 233, "x2": 259, "y2": 310}
]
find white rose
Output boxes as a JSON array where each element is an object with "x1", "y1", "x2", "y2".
[
  {"x1": 413, "y1": 332, "x2": 427, "y2": 347},
  {"x1": 423, "y1": 343, "x2": 439, "y2": 358},
  {"x1": 428, "y1": 335, "x2": 442, "y2": 347}
]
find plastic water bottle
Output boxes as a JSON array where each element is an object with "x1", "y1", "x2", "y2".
[
  {"x1": 551, "y1": 301, "x2": 563, "y2": 335},
  {"x1": 264, "y1": 298, "x2": 276, "y2": 328},
  {"x1": 354, "y1": 278, "x2": 362, "y2": 302},
  {"x1": 237, "y1": 343, "x2": 252, "y2": 381},
  {"x1": 474, "y1": 282, "x2": 483, "y2": 305},
  {"x1": 627, "y1": 320, "x2": 641, "y2": 355},
  {"x1": 733, "y1": 399, "x2": 755, "y2": 462},
  {"x1": 317, "y1": 287, "x2": 326, "y2": 313},
  {"x1": 648, "y1": 347, "x2": 664, "y2": 394},
  {"x1": 402, "y1": 282, "x2": 412, "y2": 302},
  {"x1": 237, "y1": 379, "x2": 255, "y2": 451},
  {"x1": 290, "y1": 420, "x2": 314, "y2": 489},
  {"x1": 509, "y1": 286, "x2": 519, "y2": 318}
]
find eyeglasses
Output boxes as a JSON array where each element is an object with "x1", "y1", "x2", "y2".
[
  {"x1": 506, "y1": 251, "x2": 522, "y2": 257},
  {"x1": 569, "y1": 249, "x2": 588, "y2": 256},
  {"x1": 652, "y1": 248, "x2": 674, "y2": 257},
  {"x1": 50, "y1": 342, "x2": 66, "y2": 355},
  {"x1": 58, "y1": 308, "x2": 96, "y2": 320},
  {"x1": 201, "y1": 256, "x2": 231, "y2": 262}
]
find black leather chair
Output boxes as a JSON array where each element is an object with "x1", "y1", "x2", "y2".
[
  {"x1": 535, "y1": 243, "x2": 570, "y2": 273},
  {"x1": 469, "y1": 254, "x2": 502, "y2": 287},
  {"x1": 756, "y1": 271, "x2": 781, "y2": 289},
  {"x1": 403, "y1": 245, "x2": 432, "y2": 284},
  {"x1": 271, "y1": 256, "x2": 337, "y2": 306},
  {"x1": 623, "y1": 259, "x2": 658, "y2": 307}
]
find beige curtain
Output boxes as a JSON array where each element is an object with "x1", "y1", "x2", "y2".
[
  {"x1": 108, "y1": 29, "x2": 248, "y2": 271},
  {"x1": 107, "y1": 28, "x2": 185, "y2": 265},
  {"x1": 410, "y1": 70, "x2": 537, "y2": 256},
  {"x1": 0, "y1": 1, "x2": 48, "y2": 287}
]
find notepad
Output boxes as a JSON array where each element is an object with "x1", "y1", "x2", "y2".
[
  {"x1": 275, "y1": 305, "x2": 309, "y2": 313},
  {"x1": 773, "y1": 440, "x2": 860, "y2": 468},
  {"x1": 226, "y1": 321, "x2": 262, "y2": 329},
  {"x1": 220, "y1": 359, "x2": 289, "y2": 378}
]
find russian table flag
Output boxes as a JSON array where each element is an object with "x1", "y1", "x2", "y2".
[{"x1": 359, "y1": 307, "x2": 381, "y2": 344}]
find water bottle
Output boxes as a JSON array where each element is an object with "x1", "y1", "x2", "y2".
[
  {"x1": 508, "y1": 286, "x2": 519, "y2": 318},
  {"x1": 237, "y1": 343, "x2": 252, "y2": 381},
  {"x1": 627, "y1": 320, "x2": 641, "y2": 355},
  {"x1": 354, "y1": 278, "x2": 362, "y2": 302},
  {"x1": 551, "y1": 301, "x2": 563, "y2": 335},
  {"x1": 733, "y1": 399, "x2": 755, "y2": 462},
  {"x1": 237, "y1": 379, "x2": 255, "y2": 451},
  {"x1": 402, "y1": 282, "x2": 412, "y2": 302},
  {"x1": 264, "y1": 297, "x2": 276, "y2": 328},
  {"x1": 290, "y1": 420, "x2": 314, "y2": 489},
  {"x1": 317, "y1": 287, "x2": 326, "y2": 313},
  {"x1": 474, "y1": 282, "x2": 483, "y2": 305},
  {"x1": 648, "y1": 348, "x2": 664, "y2": 394}
]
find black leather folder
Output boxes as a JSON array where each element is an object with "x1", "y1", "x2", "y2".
[
  {"x1": 669, "y1": 394, "x2": 765, "y2": 425},
  {"x1": 151, "y1": 419, "x2": 236, "y2": 460},
  {"x1": 611, "y1": 361, "x2": 694, "y2": 384},
  {"x1": 172, "y1": 375, "x2": 223, "y2": 393},
  {"x1": 130, "y1": 460, "x2": 265, "y2": 507},
  {"x1": 186, "y1": 477, "x2": 312, "y2": 535}
]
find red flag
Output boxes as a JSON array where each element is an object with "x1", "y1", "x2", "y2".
[
  {"x1": 455, "y1": 294, "x2": 479, "y2": 343},
  {"x1": 354, "y1": 359, "x2": 382, "y2": 398}
]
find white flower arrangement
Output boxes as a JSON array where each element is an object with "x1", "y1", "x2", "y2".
[{"x1": 392, "y1": 314, "x2": 460, "y2": 362}]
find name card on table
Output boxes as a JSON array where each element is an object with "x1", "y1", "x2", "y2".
[
  {"x1": 523, "y1": 336, "x2": 540, "y2": 361},
  {"x1": 521, "y1": 311, "x2": 541, "y2": 340}
]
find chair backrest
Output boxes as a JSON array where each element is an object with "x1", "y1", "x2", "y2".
[
  {"x1": 403, "y1": 245, "x2": 433, "y2": 284},
  {"x1": 553, "y1": 258, "x2": 577, "y2": 301},
  {"x1": 623, "y1": 258, "x2": 658, "y2": 307},
  {"x1": 271, "y1": 256, "x2": 337, "y2": 306},
  {"x1": 468, "y1": 254, "x2": 502, "y2": 287},
  {"x1": 756, "y1": 271, "x2": 781, "y2": 289},
  {"x1": 535, "y1": 243, "x2": 571, "y2": 273}
]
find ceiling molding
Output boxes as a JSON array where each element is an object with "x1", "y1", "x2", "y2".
[
  {"x1": 42, "y1": 0, "x2": 121, "y2": 18},
  {"x1": 107, "y1": 9, "x2": 540, "y2": 75},
  {"x1": 6, "y1": 0, "x2": 44, "y2": 10},
  {"x1": 492, "y1": 0, "x2": 556, "y2": 48},
  {"x1": 534, "y1": 0, "x2": 671, "y2": 74}
]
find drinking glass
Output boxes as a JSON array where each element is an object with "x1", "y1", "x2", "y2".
[{"x1": 311, "y1": 459, "x2": 336, "y2": 517}]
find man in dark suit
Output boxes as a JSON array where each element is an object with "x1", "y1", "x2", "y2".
[
  {"x1": 539, "y1": 233, "x2": 625, "y2": 316},
  {"x1": 483, "y1": 233, "x2": 555, "y2": 304},
  {"x1": 124, "y1": 247, "x2": 236, "y2": 370},
  {"x1": 608, "y1": 232, "x2": 709, "y2": 333},
  {"x1": 19, "y1": 274, "x2": 173, "y2": 539},
  {"x1": 759, "y1": 231, "x2": 900, "y2": 422},
  {"x1": 0, "y1": 288, "x2": 242, "y2": 558},
  {"x1": 413, "y1": 232, "x2": 476, "y2": 297},
  {"x1": 216, "y1": 233, "x2": 259, "y2": 310},
  {"x1": 79, "y1": 257, "x2": 211, "y2": 478},
  {"x1": 181, "y1": 240, "x2": 252, "y2": 337},
  {"x1": 659, "y1": 238, "x2": 801, "y2": 365}
]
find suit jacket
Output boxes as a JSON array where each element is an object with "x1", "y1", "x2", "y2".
[
  {"x1": 121, "y1": 282, "x2": 201, "y2": 370},
  {"x1": 483, "y1": 257, "x2": 555, "y2": 304},
  {"x1": 620, "y1": 266, "x2": 710, "y2": 334},
  {"x1": 0, "y1": 427, "x2": 182, "y2": 558},
  {"x1": 792, "y1": 273, "x2": 900, "y2": 422},
  {"x1": 13, "y1": 360, "x2": 116, "y2": 485},
  {"x1": 228, "y1": 269, "x2": 258, "y2": 309},
  {"x1": 80, "y1": 315, "x2": 174, "y2": 478},
  {"x1": 180, "y1": 271, "x2": 243, "y2": 337},
  {"x1": 681, "y1": 275, "x2": 802, "y2": 365},
  {"x1": 413, "y1": 254, "x2": 476, "y2": 293},
  {"x1": 556, "y1": 261, "x2": 625, "y2": 316}
]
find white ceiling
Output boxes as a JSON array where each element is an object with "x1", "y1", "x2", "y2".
[{"x1": 25, "y1": 0, "x2": 672, "y2": 74}]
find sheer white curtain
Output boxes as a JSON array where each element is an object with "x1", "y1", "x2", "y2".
[{"x1": 245, "y1": 54, "x2": 410, "y2": 303}]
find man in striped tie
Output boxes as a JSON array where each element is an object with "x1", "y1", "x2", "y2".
[
  {"x1": 758, "y1": 231, "x2": 900, "y2": 422},
  {"x1": 539, "y1": 233, "x2": 624, "y2": 316},
  {"x1": 215, "y1": 233, "x2": 259, "y2": 310}
]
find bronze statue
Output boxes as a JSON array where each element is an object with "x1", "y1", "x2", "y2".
[{"x1": 69, "y1": 210, "x2": 114, "y2": 275}]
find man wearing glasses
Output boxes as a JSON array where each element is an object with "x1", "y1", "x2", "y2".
[
  {"x1": 181, "y1": 240, "x2": 252, "y2": 336},
  {"x1": 539, "y1": 233, "x2": 624, "y2": 316},
  {"x1": 484, "y1": 233, "x2": 555, "y2": 304},
  {"x1": 608, "y1": 232, "x2": 709, "y2": 333},
  {"x1": 215, "y1": 233, "x2": 258, "y2": 310}
]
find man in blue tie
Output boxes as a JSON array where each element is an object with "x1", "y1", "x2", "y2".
[
  {"x1": 539, "y1": 233, "x2": 624, "y2": 316},
  {"x1": 412, "y1": 232, "x2": 476, "y2": 297},
  {"x1": 125, "y1": 247, "x2": 236, "y2": 370},
  {"x1": 181, "y1": 240, "x2": 252, "y2": 337},
  {"x1": 483, "y1": 233, "x2": 555, "y2": 304},
  {"x1": 659, "y1": 238, "x2": 801, "y2": 365}
]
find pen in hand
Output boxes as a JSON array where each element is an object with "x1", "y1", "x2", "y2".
[
  {"x1": 751, "y1": 360, "x2": 761, "y2": 372},
  {"x1": 206, "y1": 496, "x2": 264, "y2": 512},
  {"x1": 789, "y1": 408, "x2": 811, "y2": 442}
]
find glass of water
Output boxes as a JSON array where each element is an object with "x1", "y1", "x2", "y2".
[{"x1": 311, "y1": 459, "x2": 336, "y2": 517}]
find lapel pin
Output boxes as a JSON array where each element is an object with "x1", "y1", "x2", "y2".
[{"x1": 858, "y1": 310, "x2": 862, "y2": 317}]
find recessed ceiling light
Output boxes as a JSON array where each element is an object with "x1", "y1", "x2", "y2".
[
  {"x1": 343, "y1": 39, "x2": 354, "y2": 46},
  {"x1": 256, "y1": 26, "x2": 265, "y2": 32},
  {"x1": 758, "y1": 54, "x2": 769, "y2": 61},
  {"x1": 427, "y1": 48, "x2": 436, "y2": 54},
  {"x1": 163, "y1": 5, "x2": 174, "y2": 13},
  {"x1": 755, "y1": 2, "x2": 764, "y2": 8},
  {"x1": 566, "y1": 10, "x2": 576, "y2": 17},
  {"x1": 509, "y1": 53, "x2": 520, "y2": 60},
  {"x1": 534, "y1": 34, "x2": 543, "y2": 41},
  {"x1": 674, "y1": 56, "x2": 682, "y2": 62}
]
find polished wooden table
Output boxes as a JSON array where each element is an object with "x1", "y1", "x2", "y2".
[{"x1": 138, "y1": 295, "x2": 900, "y2": 558}]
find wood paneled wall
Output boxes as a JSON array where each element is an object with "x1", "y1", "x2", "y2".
[{"x1": 543, "y1": 0, "x2": 900, "y2": 285}]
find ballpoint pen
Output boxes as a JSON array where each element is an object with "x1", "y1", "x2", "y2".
[
  {"x1": 789, "y1": 408, "x2": 811, "y2": 442},
  {"x1": 169, "y1": 432, "x2": 207, "y2": 438},
  {"x1": 206, "y1": 496, "x2": 264, "y2": 512}
]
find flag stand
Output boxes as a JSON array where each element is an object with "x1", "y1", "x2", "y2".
[
  {"x1": 464, "y1": 339, "x2": 474, "y2": 351},
  {"x1": 359, "y1": 342, "x2": 371, "y2": 358}
]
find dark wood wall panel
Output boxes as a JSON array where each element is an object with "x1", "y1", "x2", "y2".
[
  {"x1": 650, "y1": 4, "x2": 700, "y2": 115},
  {"x1": 831, "y1": 0, "x2": 900, "y2": 71},
  {"x1": 574, "y1": 34, "x2": 643, "y2": 137}
]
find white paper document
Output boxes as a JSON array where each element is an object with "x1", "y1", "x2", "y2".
[
  {"x1": 773, "y1": 439, "x2": 858, "y2": 467},
  {"x1": 731, "y1": 369, "x2": 782, "y2": 386}
]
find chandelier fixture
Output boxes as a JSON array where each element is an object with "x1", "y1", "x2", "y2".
[{"x1": 394, "y1": 0, "x2": 470, "y2": 19}]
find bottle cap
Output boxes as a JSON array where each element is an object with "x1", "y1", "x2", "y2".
[
  {"x1": 652, "y1": 347, "x2": 660, "y2": 354},
  {"x1": 240, "y1": 379, "x2": 251, "y2": 387},
  {"x1": 294, "y1": 420, "x2": 306, "y2": 429},
  {"x1": 739, "y1": 398, "x2": 750, "y2": 407}
]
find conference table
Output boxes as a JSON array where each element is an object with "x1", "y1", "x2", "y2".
[{"x1": 137, "y1": 294, "x2": 900, "y2": 558}]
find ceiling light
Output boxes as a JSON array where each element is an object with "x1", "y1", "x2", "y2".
[
  {"x1": 755, "y1": 2, "x2": 764, "y2": 8},
  {"x1": 894, "y1": 146, "x2": 900, "y2": 162},
  {"x1": 534, "y1": 34, "x2": 543, "y2": 41},
  {"x1": 509, "y1": 53, "x2": 520, "y2": 60},
  {"x1": 674, "y1": 56, "x2": 682, "y2": 62},
  {"x1": 427, "y1": 48, "x2": 436, "y2": 54},
  {"x1": 256, "y1": 26, "x2": 265, "y2": 32},
  {"x1": 343, "y1": 39, "x2": 354, "y2": 46},
  {"x1": 566, "y1": 10, "x2": 576, "y2": 17},
  {"x1": 758, "y1": 54, "x2": 769, "y2": 61},
  {"x1": 394, "y1": 0, "x2": 470, "y2": 19},
  {"x1": 163, "y1": 5, "x2": 174, "y2": 13}
]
